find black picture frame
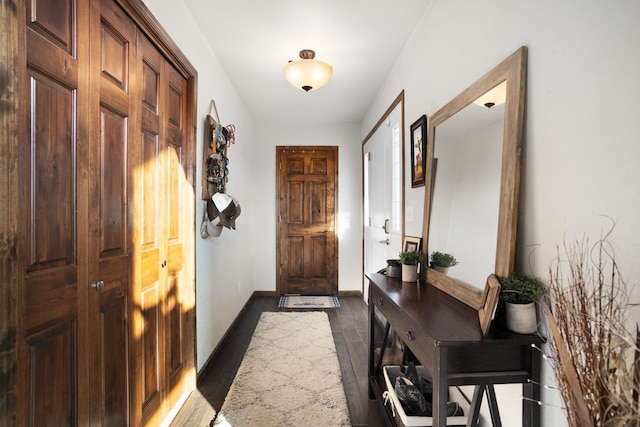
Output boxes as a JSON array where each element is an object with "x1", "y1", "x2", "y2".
[{"x1": 410, "y1": 115, "x2": 427, "y2": 187}]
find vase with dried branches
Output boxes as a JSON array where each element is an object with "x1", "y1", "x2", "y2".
[{"x1": 541, "y1": 225, "x2": 640, "y2": 426}]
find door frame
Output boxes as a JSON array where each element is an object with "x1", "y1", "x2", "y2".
[{"x1": 361, "y1": 91, "x2": 405, "y2": 295}]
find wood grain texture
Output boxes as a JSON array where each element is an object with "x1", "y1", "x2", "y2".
[
  {"x1": 6, "y1": 1, "x2": 198, "y2": 425},
  {"x1": 0, "y1": 1, "x2": 20, "y2": 425},
  {"x1": 276, "y1": 146, "x2": 338, "y2": 295},
  {"x1": 21, "y1": 1, "x2": 89, "y2": 425},
  {"x1": 478, "y1": 274, "x2": 501, "y2": 336}
]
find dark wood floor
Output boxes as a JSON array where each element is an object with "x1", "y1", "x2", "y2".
[{"x1": 169, "y1": 294, "x2": 387, "y2": 426}]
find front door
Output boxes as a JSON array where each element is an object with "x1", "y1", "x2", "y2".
[
  {"x1": 363, "y1": 99, "x2": 403, "y2": 300},
  {"x1": 276, "y1": 146, "x2": 338, "y2": 295}
]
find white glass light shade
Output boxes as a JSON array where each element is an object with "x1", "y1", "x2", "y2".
[
  {"x1": 284, "y1": 50, "x2": 333, "y2": 92},
  {"x1": 473, "y1": 81, "x2": 507, "y2": 108}
]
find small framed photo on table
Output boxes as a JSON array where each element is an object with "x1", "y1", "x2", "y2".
[
  {"x1": 403, "y1": 236, "x2": 422, "y2": 253},
  {"x1": 410, "y1": 115, "x2": 427, "y2": 188}
]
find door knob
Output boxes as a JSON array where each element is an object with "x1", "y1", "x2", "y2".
[
  {"x1": 91, "y1": 280, "x2": 105, "y2": 291},
  {"x1": 379, "y1": 238, "x2": 389, "y2": 245},
  {"x1": 382, "y1": 218, "x2": 390, "y2": 234}
]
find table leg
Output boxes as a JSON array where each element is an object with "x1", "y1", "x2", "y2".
[
  {"x1": 433, "y1": 347, "x2": 449, "y2": 427},
  {"x1": 486, "y1": 385, "x2": 503, "y2": 427},
  {"x1": 467, "y1": 386, "x2": 484, "y2": 427},
  {"x1": 368, "y1": 287, "x2": 375, "y2": 399},
  {"x1": 523, "y1": 344, "x2": 541, "y2": 427}
]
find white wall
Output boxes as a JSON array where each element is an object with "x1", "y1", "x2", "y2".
[
  {"x1": 143, "y1": 0, "x2": 363, "y2": 374},
  {"x1": 361, "y1": 0, "x2": 640, "y2": 425},
  {"x1": 250, "y1": 123, "x2": 363, "y2": 294}
]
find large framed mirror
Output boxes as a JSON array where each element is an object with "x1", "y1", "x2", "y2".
[{"x1": 421, "y1": 46, "x2": 528, "y2": 310}]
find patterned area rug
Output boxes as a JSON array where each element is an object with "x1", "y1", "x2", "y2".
[
  {"x1": 278, "y1": 295, "x2": 341, "y2": 309},
  {"x1": 212, "y1": 311, "x2": 350, "y2": 426}
]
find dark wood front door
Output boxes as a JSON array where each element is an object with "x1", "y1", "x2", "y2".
[{"x1": 276, "y1": 146, "x2": 338, "y2": 295}]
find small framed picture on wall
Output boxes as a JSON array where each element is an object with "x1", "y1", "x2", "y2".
[{"x1": 410, "y1": 115, "x2": 427, "y2": 187}]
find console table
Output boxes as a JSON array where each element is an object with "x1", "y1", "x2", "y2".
[{"x1": 367, "y1": 273, "x2": 542, "y2": 427}]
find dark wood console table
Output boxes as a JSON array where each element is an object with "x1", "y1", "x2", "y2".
[{"x1": 367, "y1": 273, "x2": 542, "y2": 427}]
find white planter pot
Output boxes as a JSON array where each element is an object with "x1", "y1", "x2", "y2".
[
  {"x1": 401, "y1": 264, "x2": 418, "y2": 282},
  {"x1": 431, "y1": 265, "x2": 449, "y2": 275},
  {"x1": 505, "y1": 302, "x2": 538, "y2": 334}
]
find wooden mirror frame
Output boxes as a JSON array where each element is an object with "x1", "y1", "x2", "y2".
[{"x1": 421, "y1": 46, "x2": 528, "y2": 310}]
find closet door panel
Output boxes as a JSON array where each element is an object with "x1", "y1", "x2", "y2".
[
  {"x1": 139, "y1": 159, "x2": 163, "y2": 422},
  {"x1": 15, "y1": 0, "x2": 196, "y2": 425},
  {"x1": 26, "y1": 0, "x2": 75, "y2": 54},
  {"x1": 138, "y1": 33, "x2": 164, "y2": 424},
  {"x1": 21, "y1": 0, "x2": 87, "y2": 424},
  {"x1": 92, "y1": 105, "x2": 132, "y2": 425},
  {"x1": 24, "y1": 72, "x2": 78, "y2": 330},
  {"x1": 87, "y1": 0, "x2": 136, "y2": 423},
  {"x1": 99, "y1": 108, "x2": 128, "y2": 254},
  {"x1": 141, "y1": 284, "x2": 160, "y2": 411},
  {"x1": 26, "y1": 321, "x2": 77, "y2": 426},
  {"x1": 164, "y1": 66, "x2": 187, "y2": 396},
  {"x1": 99, "y1": 291, "x2": 129, "y2": 426}
]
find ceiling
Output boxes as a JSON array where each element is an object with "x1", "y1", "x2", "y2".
[{"x1": 183, "y1": 0, "x2": 431, "y2": 125}]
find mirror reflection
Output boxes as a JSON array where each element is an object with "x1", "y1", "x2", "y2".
[
  {"x1": 428, "y1": 87, "x2": 505, "y2": 289},
  {"x1": 422, "y1": 46, "x2": 527, "y2": 310}
]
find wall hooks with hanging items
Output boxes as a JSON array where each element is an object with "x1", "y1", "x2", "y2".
[
  {"x1": 201, "y1": 99, "x2": 241, "y2": 238},
  {"x1": 202, "y1": 99, "x2": 235, "y2": 198}
]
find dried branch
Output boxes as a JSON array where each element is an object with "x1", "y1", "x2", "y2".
[{"x1": 543, "y1": 223, "x2": 640, "y2": 426}]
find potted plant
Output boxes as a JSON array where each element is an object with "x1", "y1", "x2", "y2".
[
  {"x1": 398, "y1": 251, "x2": 424, "y2": 282},
  {"x1": 429, "y1": 251, "x2": 458, "y2": 275},
  {"x1": 498, "y1": 274, "x2": 545, "y2": 334}
]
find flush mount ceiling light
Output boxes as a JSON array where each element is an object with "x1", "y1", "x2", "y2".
[
  {"x1": 284, "y1": 49, "x2": 333, "y2": 92},
  {"x1": 473, "y1": 81, "x2": 507, "y2": 108}
]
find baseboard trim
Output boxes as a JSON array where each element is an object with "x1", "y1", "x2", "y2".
[
  {"x1": 255, "y1": 290, "x2": 362, "y2": 297},
  {"x1": 252, "y1": 290, "x2": 277, "y2": 297},
  {"x1": 196, "y1": 292, "x2": 256, "y2": 384},
  {"x1": 339, "y1": 290, "x2": 362, "y2": 297}
]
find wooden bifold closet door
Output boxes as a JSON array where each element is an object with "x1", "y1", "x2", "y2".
[{"x1": 16, "y1": 0, "x2": 196, "y2": 425}]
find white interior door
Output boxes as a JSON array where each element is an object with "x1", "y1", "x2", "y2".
[{"x1": 363, "y1": 104, "x2": 403, "y2": 300}]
